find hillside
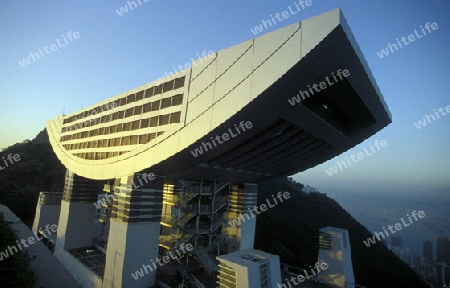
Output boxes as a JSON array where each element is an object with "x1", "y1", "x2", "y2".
[
  {"x1": 255, "y1": 177, "x2": 428, "y2": 287},
  {"x1": 0, "y1": 130, "x2": 65, "y2": 225},
  {"x1": 0, "y1": 130, "x2": 428, "y2": 287}
]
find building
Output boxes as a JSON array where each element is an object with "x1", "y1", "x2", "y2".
[
  {"x1": 216, "y1": 249, "x2": 281, "y2": 288},
  {"x1": 437, "y1": 262, "x2": 450, "y2": 288},
  {"x1": 32, "y1": 192, "x2": 63, "y2": 252},
  {"x1": 318, "y1": 227, "x2": 355, "y2": 288},
  {"x1": 438, "y1": 236, "x2": 450, "y2": 264},
  {"x1": 423, "y1": 240, "x2": 433, "y2": 262},
  {"x1": 39, "y1": 8, "x2": 391, "y2": 288}
]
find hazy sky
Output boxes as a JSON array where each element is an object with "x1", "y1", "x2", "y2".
[{"x1": 1, "y1": 0, "x2": 449, "y2": 195}]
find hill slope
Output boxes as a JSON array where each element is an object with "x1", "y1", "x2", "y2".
[
  {"x1": 255, "y1": 177, "x2": 428, "y2": 287},
  {"x1": 0, "y1": 130, "x2": 428, "y2": 287}
]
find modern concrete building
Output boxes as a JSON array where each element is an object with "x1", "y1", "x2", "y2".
[
  {"x1": 438, "y1": 262, "x2": 450, "y2": 288},
  {"x1": 438, "y1": 236, "x2": 450, "y2": 264},
  {"x1": 318, "y1": 227, "x2": 355, "y2": 288},
  {"x1": 40, "y1": 7, "x2": 391, "y2": 288},
  {"x1": 32, "y1": 191, "x2": 63, "y2": 251},
  {"x1": 423, "y1": 240, "x2": 433, "y2": 262},
  {"x1": 216, "y1": 249, "x2": 281, "y2": 288}
]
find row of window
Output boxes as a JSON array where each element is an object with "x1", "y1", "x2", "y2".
[
  {"x1": 63, "y1": 76, "x2": 186, "y2": 125},
  {"x1": 65, "y1": 131, "x2": 164, "y2": 154},
  {"x1": 60, "y1": 111, "x2": 181, "y2": 142},
  {"x1": 62, "y1": 94, "x2": 183, "y2": 135}
]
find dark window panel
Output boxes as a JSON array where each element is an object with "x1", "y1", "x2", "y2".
[
  {"x1": 174, "y1": 77, "x2": 185, "y2": 89},
  {"x1": 163, "y1": 80, "x2": 174, "y2": 93},
  {"x1": 136, "y1": 91, "x2": 144, "y2": 101},
  {"x1": 134, "y1": 106, "x2": 143, "y2": 115},
  {"x1": 139, "y1": 134, "x2": 148, "y2": 144},
  {"x1": 154, "y1": 84, "x2": 163, "y2": 95},
  {"x1": 130, "y1": 135, "x2": 139, "y2": 145},
  {"x1": 141, "y1": 118, "x2": 149, "y2": 128},
  {"x1": 127, "y1": 94, "x2": 136, "y2": 103},
  {"x1": 122, "y1": 136, "x2": 130, "y2": 145},
  {"x1": 172, "y1": 94, "x2": 183, "y2": 106},
  {"x1": 161, "y1": 98, "x2": 171, "y2": 109},
  {"x1": 125, "y1": 108, "x2": 134, "y2": 118},
  {"x1": 151, "y1": 100, "x2": 160, "y2": 111},
  {"x1": 159, "y1": 114, "x2": 169, "y2": 126},
  {"x1": 143, "y1": 103, "x2": 151, "y2": 113},
  {"x1": 131, "y1": 120, "x2": 140, "y2": 130},
  {"x1": 150, "y1": 116, "x2": 158, "y2": 127},
  {"x1": 170, "y1": 111, "x2": 182, "y2": 123},
  {"x1": 145, "y1": 87, "x2": 154, "y2": 98}
]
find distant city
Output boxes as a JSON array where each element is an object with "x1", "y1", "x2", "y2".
[{"x1": 332, "y1": 190, "x2": 450, "y2": 287}]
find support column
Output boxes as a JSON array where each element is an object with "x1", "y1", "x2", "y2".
[
  {"x1": 223, "y1": 183, "x2": 258, "y2": 253},
  {"x1": 55, "y1": 170, "x2": 99, "y2": 253},
  {"x1": 32, "y1": 191, "x2": 62, "y2": 233},
  {"x1": 103, "y1": 173, "x2": 164, "y2": 288}
]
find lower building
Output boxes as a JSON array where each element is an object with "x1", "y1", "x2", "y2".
[
  {"x1": 217, "y1": 249, "x2": 281, "y2": 288},
  {"x1": 423, "y1": 240, "x2": 433, "y2": 262},
  {"x1": 438, "y1": 236, "x2": 450, "y2": 264},
  {"x1": 437, "y1": 262, "x2": 450, "y2": 288},
  {"x1": 318, "y1": 227, "x2": 355, "y2": 288}
]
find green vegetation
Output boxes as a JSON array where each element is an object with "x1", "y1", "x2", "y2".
[
  {"x1": 0, "y1": 130, "x2": 65, "y2": 225},
  {"x1": 0, "y1": 213, "x2": 36, "y2": 287}
]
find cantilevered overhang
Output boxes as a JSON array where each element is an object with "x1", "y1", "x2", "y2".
[{"x1": 46, "y1": 8, "x2": 391, "y2": 181}]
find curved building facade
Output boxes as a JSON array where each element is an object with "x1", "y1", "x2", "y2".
[{"x1": 41, "y1": 8, "x2": 391, "y2": 288}]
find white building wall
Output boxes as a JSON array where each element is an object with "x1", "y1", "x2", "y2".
[
  {"x1": 56, "y1": 201, "x2": 96, "y2": 250},
  {"x1": 102, "y1": 221, "x2": 160, "y2": 288},
  {"x1": 318, "y1": 227, "x2": 355, "y2": 288},
  {"x1": 32, "y1": 201, "x2": 61, "y2": 233}
]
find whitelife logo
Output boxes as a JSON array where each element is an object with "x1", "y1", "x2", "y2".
[
  {"x1": 131, "y1": 243, "x2": 193, "y2": 280},
  {"x1": 277, "y1": 261, "x2": 328, "y2": 288},
  {"x1": 414, "y1": 104, "x2": 450, "y2": 129},
  {"x1": 363, "y1": 211, "x2": 425, "y2": 247},
  {"x1": 93, "y1": 173, "x2": 156, "y2": 209},
  {"x1": 0, "y1": 154, "x2": 21, "y2": 171},
  {"x1": 0, "y1": 224, "x2": 57, "y2": 261},
  {"x1": 190, "y1": 121, "x2": 253, "y2": 158},
  {"x1": 18, "y1": 31, "x2": 81, "y2": 68},
  {"x1": 115, "y1": 0, "x2": 150, "y2": 16},
  {"x1": 228, "y1": 192, "x2": 290, "y2": 228},
  {"x1": 250, "y1": 0, "x2": 313, "y2": 35},
  {"x1": 376, "y1": 22, "x2": 439, "y2": 59},
  {"x1": 325, "y1": 140, "x2": 388, "y2": 176},
  {"x1": 287, "y1": 69, "x2": 350, "y2": 106}
]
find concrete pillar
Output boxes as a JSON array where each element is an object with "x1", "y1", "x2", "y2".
[
  {"x1": 55, "y1": 170, "x2": 99, "y2": 253},
  {"x1": 102, "y1": 173, "x2": 164, "y2": 288},
  {"x1": 32, "y1": 191, "x2": 62, "y2": 233},
  {"x1": 223, "y1": 183, "x2": 258, "y2": 253}
]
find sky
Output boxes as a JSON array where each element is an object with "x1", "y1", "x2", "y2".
[{"x1": 1, "y1": 0, "x2": 449, "y2": 196}]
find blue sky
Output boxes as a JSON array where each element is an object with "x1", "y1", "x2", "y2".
[{"x1": 1, "y1": 0, "x2": 449, "y2": 195}]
